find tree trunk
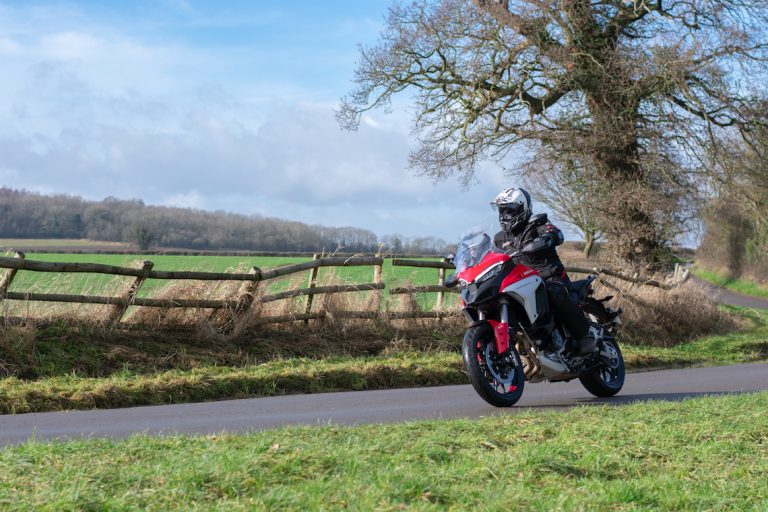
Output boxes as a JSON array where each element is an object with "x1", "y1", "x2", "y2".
[
  {"x1": 585, "y1": 90, "x2": 667, "y2": 269},
  {"x1": 583, "y1": 232, "x2": 595, "y2": 259}
]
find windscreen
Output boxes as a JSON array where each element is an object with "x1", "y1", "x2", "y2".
[{"x1": 453, "y1": 229, "x2": 493, "y2": 273}]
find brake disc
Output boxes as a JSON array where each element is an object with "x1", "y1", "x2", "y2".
[{"x1": 483, "y1": 343, "x2": 516, "y2": 387}]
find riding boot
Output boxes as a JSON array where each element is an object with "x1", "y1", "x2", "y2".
[{"x1": 576, "y1": 325, "x2": 601, "y2": 355}]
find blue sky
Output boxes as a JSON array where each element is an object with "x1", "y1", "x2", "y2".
[{"x1": 0, "y1": 0, "x2": 528, "y2": 241}]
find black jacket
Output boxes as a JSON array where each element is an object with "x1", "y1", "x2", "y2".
[{"x1": 493, "y1": 214, "x2": 566, "y2": 280}]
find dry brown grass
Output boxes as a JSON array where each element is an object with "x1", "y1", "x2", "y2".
[
  {"x1": 594, "y1": 279, "x2": 738, "y2": 347},
  {"x1": 558, "y1": 241, "x2": 604, "y2": 268},
  {"x1": 558, "y1": 242, "x2": 736, "y2": 347},
  {"x1": 0, "y1": 323, "x2": 37, "y2": 378},
  {"x1": 129, "y1": 282, "x2": 220, "y2": 328}
]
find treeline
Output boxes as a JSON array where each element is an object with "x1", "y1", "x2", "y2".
[
  {"x1": 697, "y1": 128, "x2": 768, "y2": 284},
  {"x1": 0, "y1": 188, "x2": 450, "y2": 254}
]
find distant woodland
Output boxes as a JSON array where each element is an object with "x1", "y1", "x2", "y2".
[{"x1": 0, "y1": 188, "x2": 450, "y2": 254}]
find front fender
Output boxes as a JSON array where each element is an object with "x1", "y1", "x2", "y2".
[{"x1": 468, "y1": 319, "x2": 509, "y2": 355}]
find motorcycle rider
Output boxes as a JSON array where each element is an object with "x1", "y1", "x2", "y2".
[{"x1": 491, "y1": 188, "x2": 598, "y2": 355}]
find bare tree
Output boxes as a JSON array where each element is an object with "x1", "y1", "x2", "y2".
[
  {"x1": 339, "y1": 0, "x2": 768, "y2": 267},
  {"x1": 522, "y1": 157, "x2": 603, "y2": 257}
]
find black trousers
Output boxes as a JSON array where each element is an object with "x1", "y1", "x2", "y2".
[{"x1": 545, "y1": 276, "x2": 589, "y2": 338}]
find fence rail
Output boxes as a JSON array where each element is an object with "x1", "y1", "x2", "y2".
[
  {"x1": 0, "y1": 251, "x2": 687, "y2": 331},
  {"x1": 261, "y1": 283, "x2": 386, "y2": 303}
]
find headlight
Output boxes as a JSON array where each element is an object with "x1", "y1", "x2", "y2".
[{"x1": 475, "y1": 263, "x2": 502, "y2": 284}]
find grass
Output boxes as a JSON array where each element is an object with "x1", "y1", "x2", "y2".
[
  {"x1": 0, "y1": 352, "x2": 465, "y2": 414},
  {"x1": 1, "y1": 307, "x2": 766, "y2": 414},
  {"x1": 1, "y1": 391, "x2": 766, "y2": 510},
  {"x1": 692, "y1": 265, "x2": 768, "y2": 299}
]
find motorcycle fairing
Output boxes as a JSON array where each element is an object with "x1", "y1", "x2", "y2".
[
  {"x1": 501, "y1": 268, "x2": 544, "y2": 324},
  {"x1": 458, "y1": 251, "x2": 509, "y2": 284},
  {"x1": 459, "y1": 260, "x2": 516, "y2": 308},
  {"x1": 500, "y1": 264, "x2": 540, "y2": 289}
]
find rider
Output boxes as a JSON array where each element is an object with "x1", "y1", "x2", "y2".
[{"x1": 491, "y1": 187, "x2": 598, "y2": 355}]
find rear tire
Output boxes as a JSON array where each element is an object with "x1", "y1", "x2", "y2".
[
  {"x1": 462, "y1": 324, "x2": 525, "y2": 407},
  {"x1": 579, "y1": 338, "x2": 625, "y2": 397}
]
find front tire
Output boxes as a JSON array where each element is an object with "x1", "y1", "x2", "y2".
[
  {"x1": 462, "y1": 324, "x2": 525, "y2": 407},
  {"x1": 579, "y1": 338, "x2": 625, "y2": 397}
]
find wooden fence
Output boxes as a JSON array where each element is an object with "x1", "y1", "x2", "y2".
[{"x1": 0, "y1": 252, "x2": 687, "y2": 332}]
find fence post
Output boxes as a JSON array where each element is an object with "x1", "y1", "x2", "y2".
[
  {"x1": 224, "y1": 266, "x2": 262, "y2": 334},
  {"x1": 371, "y1": 255, "x2": 383, "y2": 312},
  {"x1": 435, "y1": 260, "x2": 446, "y2": 311},
  {"x1": 0, "y1": 251, "x2": 25, "y2": 304},
  {"x1": 106, "y1": 260, "x2": 153, "y2": 328},
  {"x1": 303, "y1": 254, "x2": 320, "y2": 325}
]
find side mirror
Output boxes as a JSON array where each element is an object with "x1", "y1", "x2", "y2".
[
  {"x1": 444, "y1": 273, "x2": 459, "y2": 288},
  {"x1": 444, "y1": 253, "x2": 455, "y2": 263}
]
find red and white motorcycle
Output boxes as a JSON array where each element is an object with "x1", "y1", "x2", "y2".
[{"x1": 445, "y1": 226, "x2": 625, "y2": 407}]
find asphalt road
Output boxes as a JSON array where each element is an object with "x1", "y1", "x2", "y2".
[
  {"x1": 692, "y1": 276, "x2": 768, "y2": 309},
  {"x1": 1, "y1": 363, "x2": 766, "y2": 446}
]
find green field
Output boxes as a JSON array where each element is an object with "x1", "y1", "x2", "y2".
[
  {"x1": 1, "y1": 239, "x2": 125, "y2": 248},
  {"x1": 1, "y1": 391, "x2": 766, "y2": 511}
]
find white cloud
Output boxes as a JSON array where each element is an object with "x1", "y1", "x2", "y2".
[
  {"x1": 1, "y1": 95, "x2": 513, "y2": 239},
  {"x1": 0, "y1": 36, "x2": 20, "y2": 54},
  {"x1": 162, "y1": 191, "x2": 204, "y2": 209},
  {"x1": 0, "y1": 167, "x2": 20, "y2": 182},
  {"x1": 0, "y1": 2, "x2": 562, "y2": 242},
  {"x1": 39, "y1": 32, "x2": 100, "y2": 60}
]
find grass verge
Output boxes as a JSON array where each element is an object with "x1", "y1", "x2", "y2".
[
  {"x1": 1, "y1": 391, "x2": 767, "y2": 510},
  {"x1": 1, "y1": 307, "x2": 766, "y2": 414},
  {"x1": 692, "y1": 265, "x2": 768, "y2": 299},
  {"x1": 0, "y1": 352, "x2": 465, "y2": 414}
]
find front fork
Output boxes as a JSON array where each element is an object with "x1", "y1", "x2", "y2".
[{"x1": 486, "y1": 301, "x2": 511, "y2": 355}]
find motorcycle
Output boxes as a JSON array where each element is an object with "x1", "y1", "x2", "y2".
[{"x1": 444, "y1": 225, "x2": 625, "y2": 407}]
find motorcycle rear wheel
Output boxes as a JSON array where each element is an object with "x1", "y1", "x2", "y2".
[
  {"x1": 462, "y1": 324, "x2": 525, "y2": 407},
  {"x1": 579, "y1": 338, "x2": 625, "y2": 397}
]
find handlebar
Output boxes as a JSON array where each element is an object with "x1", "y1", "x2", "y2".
[{"x1": 443, "y1": 274, "x2": 459, "y2": 288}]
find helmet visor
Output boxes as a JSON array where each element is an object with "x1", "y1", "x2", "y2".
[{"x1": 499, "y1": 204, "x2": 526, "y2": 231}]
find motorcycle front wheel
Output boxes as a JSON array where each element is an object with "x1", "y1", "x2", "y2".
[
  {"x1": 579, "y1": 338, "x2": 625, "y2": 397},
  {"x1": 462, "y1": 324, "x2": 525, "y2": 407}
]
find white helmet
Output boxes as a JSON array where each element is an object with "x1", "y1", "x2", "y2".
[{"x1": 490, "y1": 188, "x2": 532, "y2": 233}]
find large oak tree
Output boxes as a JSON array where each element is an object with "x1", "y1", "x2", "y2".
[{"x1": 339, "y1": 0, "x2": 768, "y2": 267}]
